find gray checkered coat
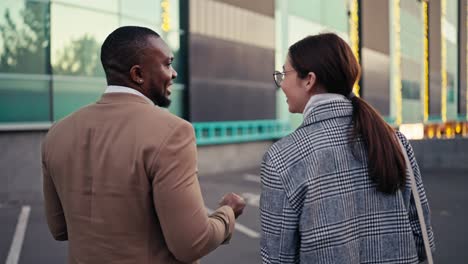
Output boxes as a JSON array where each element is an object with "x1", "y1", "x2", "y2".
[{"x1": 260, "y1": 96, "x2": 435, "y2": 264}]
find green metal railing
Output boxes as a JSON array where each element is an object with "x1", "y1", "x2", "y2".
[{"x1": 193, "y1": 120, "x2": 292, "y2": 145}]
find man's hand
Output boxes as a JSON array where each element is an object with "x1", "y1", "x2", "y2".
[{"x1": 219, "y1": 193, "x2": 246, "y2": 218}]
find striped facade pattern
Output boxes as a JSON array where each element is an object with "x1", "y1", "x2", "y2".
[
  {"x1": 189, "y1": 0, "x2": 275, "y2": 49},
  {"x1": 187, "y1": 0, "x2": 276, "y2": 122}
]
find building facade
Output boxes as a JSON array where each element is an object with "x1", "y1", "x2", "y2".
[
  {"x1": 275, "y1": 0, "x2": 468, "y2": 139},
  {"x1": 1, "y1": 0, "x2": 467, "y2": 142},
  {"x1": 1, "y1": 0, "x2": 468, "y2": 203},
  {"x1": 0, "y1": 0, "x2": 186, "y2": 123}
]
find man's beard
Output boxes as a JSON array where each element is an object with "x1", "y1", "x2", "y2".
[{"x1": 150, "y1": 88, "x2": 171, "y2": 108}]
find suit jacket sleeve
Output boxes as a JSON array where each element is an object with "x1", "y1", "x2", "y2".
[
  {"x1": 151, "y1": 121, "x2": 235, "y2": 263},
  {"x1": 42, "y1": 141, "x2": 68, "y2": 241}
]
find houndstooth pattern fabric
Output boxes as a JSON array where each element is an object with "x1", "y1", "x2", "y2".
[{"x1": 260, "y1": 97, "x2": 435, "y2": 264}]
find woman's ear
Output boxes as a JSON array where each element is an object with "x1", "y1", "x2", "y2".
[{"x1": 305, "y1": 72, "x2": 316, "y2": 93}]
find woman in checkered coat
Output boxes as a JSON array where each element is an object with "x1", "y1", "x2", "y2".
[{"x1": 261, "y1": 33, "x2": 435, "y2": 264}]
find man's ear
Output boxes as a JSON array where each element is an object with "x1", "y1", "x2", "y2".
[
  {"x1": 305, "y1": 72, "x2": 316, "y2": 93},
  {"x1": 130, "y1": 65, "x2": 144, "y2": 85}
]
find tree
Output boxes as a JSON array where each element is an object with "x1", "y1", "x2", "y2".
[
  {"x1": 52, "y1": 34, "x2": 104, "y2": 77},
  {"x1": 0, "y1": 2, "x2": 50, "y2": 74}
]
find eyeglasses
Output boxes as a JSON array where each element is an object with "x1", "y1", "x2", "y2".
[{"x1": 273, "y1": 70, "x2": 295, "y2": 88}]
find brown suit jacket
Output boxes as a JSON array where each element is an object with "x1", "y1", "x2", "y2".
[{"x1": 41, "y1": 93, "x2": 235, "y2": 264}]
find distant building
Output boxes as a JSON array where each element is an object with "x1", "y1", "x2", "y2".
[
  {"x1": 1, "y1": 0, "x2": 467, "y2": 143},
  {"x1": 1, "y1": 0, "x2": 467, "y2": 202}
]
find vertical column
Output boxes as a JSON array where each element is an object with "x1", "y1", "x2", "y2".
[
  {"x1": 390, "y1": 0, "x2": 402, "y2": 125},
  {"x1": 441, "y1": 0, "x2": 448, "y2": 122},
  {"x1": 361, "y1": 0, "x2": 391, "y2": 119},
  {"x1": 275, "y1": 0, "x2": 289, "y2": 121},
  {"x1": 429, "y1": 0, "x2": 442, "y2": 119},
  {"x1": 349, "y1": 0, "x2": 361, "y2": 96},
  {"x1": 466, "y1": 0, "x2": 468, "y2": 119},
  {"x1": 460, "y1": 0, "x2": 468, "y2": 117},
  {"x1": 423, "y1": 1, "x2": 430, "y2": 122}
]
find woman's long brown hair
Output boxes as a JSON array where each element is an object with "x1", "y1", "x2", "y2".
[{"x1": 288, "y1": 33, "x2": 406, "y2": 194}]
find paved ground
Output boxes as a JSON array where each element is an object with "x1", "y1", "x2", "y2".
[{"x1": 0, "y1": 168, "x2": 466, "y2": 263}]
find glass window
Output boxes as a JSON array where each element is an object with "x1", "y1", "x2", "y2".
[
  {"x1": 279, "y1": 0, "x2": 349, "y2": 129},
  {"x1": 289, "y1": 0, "x2": 348, "y2": 36},
  {"x1": 119, "y1": 0, "x2": 159, "y2": 24},
  {"x1": 51, "y1": 0, "x2": 118, "y2": 13},
  {"x1": 289, "y1": 0, "x2": 322, "y2": 25},
  {"x1": 400, "y1": 0, "x2": 424, "y2": 123},
  {"x1": 51, "y1": 3, "x2": 117, "y2": 77},
  {"x1": 50, "y1": 2, "x2": 118, "y2": 120},
  {"x1": 0, "y1": 0, "x2": 51, "y2": 122},
  {"x1": 0, "y1": 0, "x2": 186, "y2": 124},
  {"x1": 445, "y1": 0, "x2": 458, "y2": 120}
]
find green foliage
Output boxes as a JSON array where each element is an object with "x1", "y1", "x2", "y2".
[
  {"x1": 0, "y1": 2, "x2": 50, "y2": 74},
  {"x1": 52, "y1": 34, "x2": 104, "y2": 77}
]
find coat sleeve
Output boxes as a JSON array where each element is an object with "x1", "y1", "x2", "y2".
[
  {"x1": 150, "y1": 121, "x2": 235, "y2": 263},
  {"x1": 397, "y1": 132, "x2": 435, "y2": 261},
  {"x1": 42, "y1": 141, "x2": 68, "y2": 241},
  {"x1": 260, "y1": 151, "x2": 300, "y2": 264}
]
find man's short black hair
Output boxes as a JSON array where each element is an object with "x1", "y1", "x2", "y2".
[{"x1": 100, "y1": 26, "x2": 160, "y2": 80}]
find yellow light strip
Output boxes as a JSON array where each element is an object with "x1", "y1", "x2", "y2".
[
  {"x1": 466, "y1": 0, "x2": 468, "y2": 120},
  {"x1": 393, "y1": 0, "x2": 402, "y2": 125},
  {"x1": 423, "y1": 1, "x2": 429, "y2": 122},
  {"x1": 161, "y1": 0, "x2": 171, "y2": 32},
  {"x1": 350, "y1": 0, "x2": 361, "y2": 96},
  {"x1": 441, "y1": 0, "x2": 447, "y2": 122}
]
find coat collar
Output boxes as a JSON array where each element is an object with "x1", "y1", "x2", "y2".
[
  {"x1": 299, "y1": 96, "x2": 353, "y2": 129},
  {"x1": 105, "y1": 85, "x2": 154, "y2": 105},
  {"x1": 97, "y1": 92, "x2": 154, "y2": 106}
]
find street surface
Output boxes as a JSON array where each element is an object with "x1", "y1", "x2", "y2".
[{"x1": 0, "y1": 168, "x2": 466, "y2": 263}]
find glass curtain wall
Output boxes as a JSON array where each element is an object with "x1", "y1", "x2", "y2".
[
  {"x1": 443, "y1": 0, "x2": 459, "y2": 121},
  {"x1": 400, "y1": 0, "x2": 425, "y2": 123},
  {"x1": 275, "y1": 0, "x2": 349, "y2": 129},
  {"x1": 0, "y1": 0, "x2": 51, "y2": 123},
  {"x1": 361, "y1": 0, "x2": 391, "y2": 122},
  {"x1": 0, "y1": 0, "x2": 185, "y2": 125}
]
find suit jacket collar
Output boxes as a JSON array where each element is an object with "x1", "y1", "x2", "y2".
[
  {"x1": 97, "y1": 92, "x2": 155, "y2": 106},
  {"x1": 299, "y1": 96, "x2": 353, "y2": 129}
]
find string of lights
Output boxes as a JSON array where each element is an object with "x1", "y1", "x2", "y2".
[
  {"x1": 350, "y1": 0, "x2": 361, "y2": 97},
  {"x1": 423, "y1": 1, "x2": 429, "y2": 122},
  {"x1": 161, "y1": 0, "x2": 171, "y2": 32}
]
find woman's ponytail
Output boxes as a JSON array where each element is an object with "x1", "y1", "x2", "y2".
[{"x1": 350, "y1": 96, "x2": 406, "y2": 194}]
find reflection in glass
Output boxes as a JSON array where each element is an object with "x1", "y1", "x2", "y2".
[
  {"x1": 53, "y1": 34, "x2": 104, "y2": 77},
  {"x1": 0, "y1": 0, "x2": 50, "y2": 74},
  {"x1": 0, "y1": 0, "x2": 51, "y2": 122},
  {"x1": 445, "y1": 0, "x2": 458, "y2": 120},
  {"x1": 277, "y1": 0, "x2": 349, "y2": 129},
  {"x1": 51, "y1": 2, "x2": 118, "y2": 120},
  {"x1": 0, "y1": 0, "x2": 186, "y2": 123},
  {"x1": 400, "y1": 0, "x2": 424, "y2": 123},
  {"x1": 120, "y1": 0, "x2": 159, "y2": 25},
  {"x1": 51, "y1": 3, "x2": 117, "y2": 77},
  {"x1": 51, "y1": 0, "x2": 118, "y2": 13}
]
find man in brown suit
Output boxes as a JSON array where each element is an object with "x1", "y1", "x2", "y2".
[{"x1": 41, "y1": 26, "x2": 246, "y2": 264}]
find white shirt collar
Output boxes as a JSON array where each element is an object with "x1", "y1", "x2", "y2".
[
  {"x1": 104, "y1": 85, "x2": 154, "y2": 105},
  {"x1": 303, "y1": 93, "x2": 346, "y2": 117}
]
